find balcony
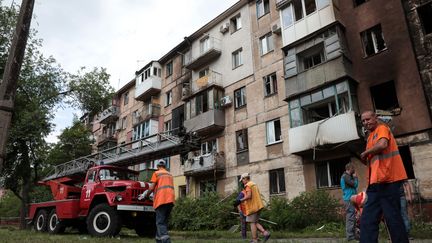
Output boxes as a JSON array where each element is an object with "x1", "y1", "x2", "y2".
[
  {"x1": 135, "y1": 76, "x2": 162, "y2": 101},
  {"x1": 185, "y1": 37, "x2": 221, "y2": 70},
  {"x1": 182, "y1": 70, "x2": 223, "y2": 100},
  {"x1": 132, "y1": 104, "x2": 161, "y2": 125},
  {"x1": 288, "y1": 111, "x2": 360, "y2": 154},
  {"x1": 285, "y1": 55, "x2": 352, "y2": 99},
  {"x1": 97, "y1": 133, "x2": 117, "y2": 146},
  {"x1": 183, "y1": 152, "x2": 225, "y2": 176},
  {"x1": 99, "y1": 106, "x2": 119, "y2": 124},
  {"x1": 184, "y1": 109, "x2": 225, "y2": 136}
]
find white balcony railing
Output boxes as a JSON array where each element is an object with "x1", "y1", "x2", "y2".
[{"x1": 288, "y1": 111, "x2": 360, "y2": 153}]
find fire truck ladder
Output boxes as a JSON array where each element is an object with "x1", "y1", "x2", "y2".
[{"x1": 42, "y1": 130, "x2": 200, "y2": 181}]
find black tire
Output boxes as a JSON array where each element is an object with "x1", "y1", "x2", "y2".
[
  {"x1": 33, "y1": 209, "x2": 48, "y2": 232},
  {"x1": 47, "y1": 209, "x2": 66, "y2": 234},
  {"x1": 86, "y1": 203, "x2": 121, "y2": 237},
  {"x1": 134, "y1": 214, "x2": 156, "y2": 237}
]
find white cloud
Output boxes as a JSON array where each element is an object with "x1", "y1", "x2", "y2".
[{"x1": 2, "y1": 0, "x2": 238, "y2": 143}]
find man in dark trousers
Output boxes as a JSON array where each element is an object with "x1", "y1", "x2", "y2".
[
  {"x1": 360, "y1": 110, "x2": 408, "y2": 243},
  {"x1": 143, "y1": 161, "x2": 175, "y2": 243},
  {"x1": 341, "y1": 162, "x2": 358, "y2": 241}
]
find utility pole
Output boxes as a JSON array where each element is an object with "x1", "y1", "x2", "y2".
[{"x1": 0, "y1": 0, "x2": 35, "y2": 172}]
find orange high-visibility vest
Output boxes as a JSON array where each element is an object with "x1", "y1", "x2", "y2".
[
  {"x1": 150, "y1": 168, "x2": 175, "y2": 209},
  {"x1": 244, "y1": 181, "x2": 264, "y2": 216},
  {"x1": 366, "y1": 124, "x2": 407, "y2": 185}
]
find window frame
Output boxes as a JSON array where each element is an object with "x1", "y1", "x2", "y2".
[
  {"x1": 264, "y1": 73, "x2": 278, "y2": 96},
  {"x1": 315, "y1": 158, "x2": 347, "y2": 188},
  {"x1": 165, "y1": 61, "x2": 173, "y2": 77},
  {"x1": 234, "y1": 86, "x2": 246, "y2": 109},
  {"x1": 231, "y1": 14, "x2": 242, "y2": 33},
  {"x1": 266, "y1": 119, "x2": 282, "y2": 145},
  {"x1": 236, "y1": 129, "x2": 249, "y2": 152},
  {"x1": 123, "y1": 91, "x2": 129, "y2": 106},
  {"x1": 260, "y1": 33, "x2": 274, "y2": 56},
  {"x1": 269, "y1": 168, "x2": 286, "y2": 195},
  {"x1": 256, "y1": 0, "x2": 270, "y2": 19},
  {"x1": 165, "y1": 90, "x2": 172, "y2": 107},
  {"x1": 232, "y1": 48, "x2": 243, "y2": 69},
  {"x1": 361, "y1": 24, "x2": 387, "y2": 57}
]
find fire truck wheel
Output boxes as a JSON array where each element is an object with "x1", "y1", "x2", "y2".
[
  {"x1": 87, "y1": 203, "x2": 121, "y2": 237},
  {"x1": 48, "y1": 209, "x2": 66, "y2": 234},
  {"x1": 34, "y1": 209, "x2": 48, "y2": 232}
]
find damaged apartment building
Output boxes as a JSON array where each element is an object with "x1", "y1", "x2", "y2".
[{"x1": 89, "y1": 0, "x2": 432, "y2": 214}]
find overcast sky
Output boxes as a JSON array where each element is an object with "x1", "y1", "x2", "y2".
[{"x1": 2, "y1": 0, "x2": 238, "y2": 143}]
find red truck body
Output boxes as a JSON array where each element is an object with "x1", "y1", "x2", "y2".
[{"x1": 27, "y1": 165, "x2": 156, "y2": 237}]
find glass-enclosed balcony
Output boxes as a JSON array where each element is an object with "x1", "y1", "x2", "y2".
[{"x1": 135, "y1": 62, "x2": 162, "y2": 101}]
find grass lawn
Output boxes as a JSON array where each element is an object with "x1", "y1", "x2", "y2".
[{"x1": 1, "y1": 221, "x2": 431, "y2": 243}]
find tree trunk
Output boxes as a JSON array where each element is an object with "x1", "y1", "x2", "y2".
[{"x1": 19, "y1": 140, "x2": 31, "y2": 230}]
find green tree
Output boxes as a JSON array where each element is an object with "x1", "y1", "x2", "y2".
[
  {"x1": 0, "y1": 1, "x2": 114, "y2": 229},
  {"x1": 47, "y1": 117, "x2": 93, "y2": 166}
]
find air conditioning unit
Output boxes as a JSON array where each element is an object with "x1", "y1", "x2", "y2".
[
  {"x1": 220, "y1": 22, "x2": 230, "y2": 34},
  {"x1": 272, "y1": 23, "x2": 281, "y2": 34},
  {"x1": 220, "y1": 96, "x2": 232, "y2": 107}
]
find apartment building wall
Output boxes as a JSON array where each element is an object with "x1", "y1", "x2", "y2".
[
  {"x1": 219, "y1": 0, "x2": 306, "y2": 200},
  {"x1": 337, "y1": 0, "x2": 432, "y2": 201}
]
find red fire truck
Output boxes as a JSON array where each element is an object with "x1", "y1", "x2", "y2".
[{"x1": 26, "y1": 130, "x2": 199, "y2": 237}]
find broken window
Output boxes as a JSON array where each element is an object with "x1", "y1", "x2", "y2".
[
  {"x1": 231, "y1": 14, "x2": 242, "y2": 33},
  {"x1": 288, "y1": 81, "x2": 356, "y2": 127},
  {"x1": 315, "y1": 157, "x2": 347, "y2": 188},
  {"x1": 165, "y1": 90, "x2": 172, "y2": 106},
  {"x1": 266, "y1": 119, "x2": 282, "y2": 144},
  {"x1": 201, "y1": 139, "x2": 217, "y2": 155},
  {"x1": 361, "y1": 24, "x2": 386, "y2": 56},
  {"x1": 297, "y1": 43, "x2": 325, "y2": 71},
  {"x1": 269, "y1": 168, "x2": 286, "y2": 194},
  {"x1": 417, "y1": 3, "x2": 432, "y2": 35},
  {"x1": 236, "y1": 129, "x2": 248, "y2": 151},
  {"x1": 264, "y1": 73, "x2": 278, "y2": 96},
  {"x1": 195, "y1": 91, "x2": 209, "y2": 115},
  {"x1": 178, "y1": 186, "x2": 187, "y2": 198},
  {"x1": 370, "y1": 81, "x2": 399, "y2": 111},
  {"x1": 234, "y1": 86, "x2": 246, "y2": 108}
]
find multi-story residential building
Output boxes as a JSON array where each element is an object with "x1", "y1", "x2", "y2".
[
  {"x1": 276, "y1": 0, "x2": 432, "y2": 208},
  {"x1": 402, "y1": 0, "x2": 432, "y2": 203},
  {"x1": 88, "y1": 0, "x2": 432, "y2": 215}
]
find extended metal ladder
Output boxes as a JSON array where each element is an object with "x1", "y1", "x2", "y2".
[{"x1": 42, "y1": 130, "x2": 200, "y2": 181}]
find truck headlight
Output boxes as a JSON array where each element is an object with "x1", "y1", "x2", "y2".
[{"x1": 115, "y1": 194, "x2": 123, "y2": 202}]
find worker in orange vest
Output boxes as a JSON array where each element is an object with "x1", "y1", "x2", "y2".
[
  {"x1": 143, "y1": 161, "x2": 175, "y2": 243},
  {"x1": 238, "y1": 173, "x2": 270, "y2": 243},
  {"x1": 359, "y1": 111, "x2": 408, "y2": 243}
]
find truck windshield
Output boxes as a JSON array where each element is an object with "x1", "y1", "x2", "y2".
[{"x1": 99, "y1": 168, "x2": 137, "y2": 181}]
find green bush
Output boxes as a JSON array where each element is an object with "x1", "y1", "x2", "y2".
[
  {"x1": 0, "y1": 191, "x2": 20, "y2": 217},
  {"x1": 287, "y1": 190, "x2": 341, "y2": 229},
  {"x1": 170, "y1": 190, "x2": 341, "y2": 231},
  {"x1": 170, "y1": 192, "x2": 238, "y2": 231}
]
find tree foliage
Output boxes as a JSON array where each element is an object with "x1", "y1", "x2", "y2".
[
  {"x1": 0, "y1": 0, "x2": 114, "y2": 228},
  {"x1": 68, "y1": 67, "x2": 114, "y2": 117},
  {"x1": 46, "y1": 117, "x2": 93, "y2": 166}
]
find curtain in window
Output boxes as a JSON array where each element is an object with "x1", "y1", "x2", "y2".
[{"x1": 267, "y1": 121, "x2": 276, "y2": 144}]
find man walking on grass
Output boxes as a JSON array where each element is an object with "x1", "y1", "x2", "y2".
[
  {"x1": 341, "y1": 162, "x2": 358, "y2": 241},
  {"x1": 238, "y1": 173, "x2": 270, "y2": 243}
]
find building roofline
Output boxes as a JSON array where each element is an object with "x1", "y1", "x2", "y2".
[
  {"x1": 158, "y1": 0, "x2": 249, "y2": 64},
  {"x1": 136, "y1": 60, "x2": 159, "y2": 75},
  {"x1": 115, "y1": 79, "x2": 135, "y2": 97}
]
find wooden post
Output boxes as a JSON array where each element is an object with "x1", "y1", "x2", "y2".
[{"x1": 0, "y1": 0, "x2": 35, "y2": 172}]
